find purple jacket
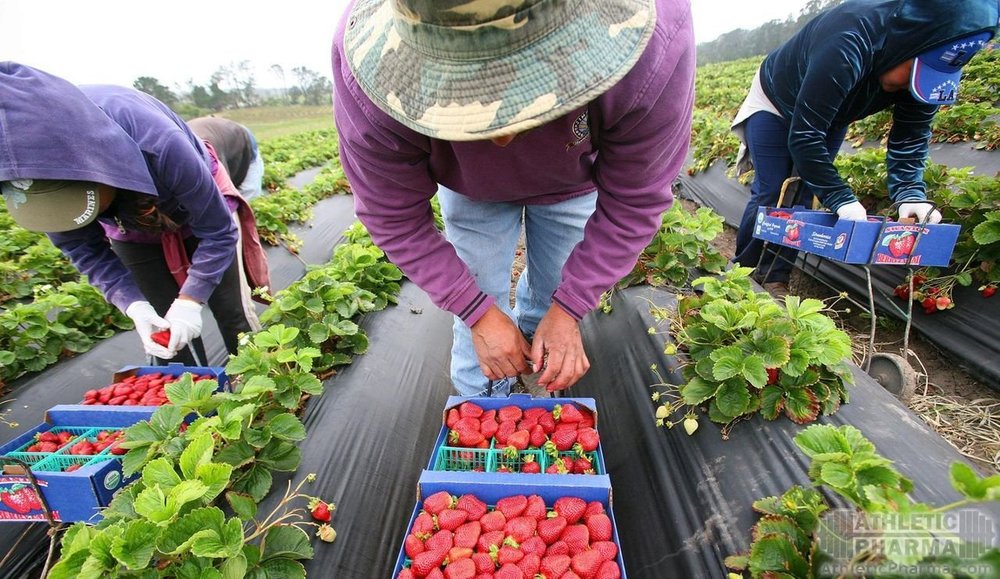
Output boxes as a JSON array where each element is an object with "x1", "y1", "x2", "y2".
[
  {"x1": 0, "y1": 62, "x2": 237, "y2": 312},
  {"x1": 333, "y1": 0, "x2": 695, "y2": 326}
]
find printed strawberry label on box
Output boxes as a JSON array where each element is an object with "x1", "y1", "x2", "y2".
[{"x1": 753, "y1": 207, "x2": 960, "y2": 266}]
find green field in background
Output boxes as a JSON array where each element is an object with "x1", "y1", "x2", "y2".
[{"x1": 219, "y1": 105, "x2": 334, "y2": 140}]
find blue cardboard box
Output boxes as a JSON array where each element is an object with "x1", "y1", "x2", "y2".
[
  {"x1": 392, "y1": 470, "x2": 627, "y2": 578},
  {"x1": 428, "y1": 394, "x2": 608, "y2": 481},
  {"x1": 753, "y1": 207, "x2": 960, "y2": 266},
  {"x1": 0, "y1": 406, "x2": 157, "y2": 523}
]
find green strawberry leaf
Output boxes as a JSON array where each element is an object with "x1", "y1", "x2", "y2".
[
  {"x1": 760, "y1": 385, "x2": 785, "y2": 420},
  {"x1": 225, "y1": 491, "x2": 258, "y2": 520},
  {"x1": 261, "y1": 525, "x2": 314, "y2": 561},
  {"x1": 109, "y1": 519, "x2": 159, "y2": 570},
  {"x1": 157, "y1": 507, "x2": 225, "y2": 555},
  {"x1": 681, "y1": 376, "x2": 718, "y2": 405},
  {"x1": 783, "y1": 389, "x2": 820, "y2": 424},
  {"x1": 747, "y1": 534, "x2": 810, "y2": 577},
  {"x1": 716, "y1": 381, "x2": 752, "y2": 417}
]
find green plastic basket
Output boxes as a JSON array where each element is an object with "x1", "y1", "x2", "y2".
[
  {"x1": 493, "y1": 448, "x2": 546, "y2": 474},
  {"x1": 32, "y1": 454, "x2": 97, "y2": 473},
  {"x1": 11, "y1": 427, "x2": 96, "y2": 455},
  {"x1": 433, "y1": 445, "x2": 494, "y2": 472},
  {"x1": 552, "y1": 450, "x2": 602, "y2": 475}
]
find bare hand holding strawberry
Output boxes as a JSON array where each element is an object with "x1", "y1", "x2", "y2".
[
  {"x1": 470, "y1": 306, "x2": 532, "y2": 381},
  {"x1": 531, "y1": 303, "x2": 590, "y2": 392}
]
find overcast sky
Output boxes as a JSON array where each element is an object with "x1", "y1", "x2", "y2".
[{"x1": 2, "y1": 0, "x2": 807, "y2": 90}]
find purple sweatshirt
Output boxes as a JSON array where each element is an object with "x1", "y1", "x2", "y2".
[
  {"x1": 333, "y1": 0, "x2": 695, "y2": 326},
  {"x1": 0, "y1": 62, "x2": 237, "y2": 312}
]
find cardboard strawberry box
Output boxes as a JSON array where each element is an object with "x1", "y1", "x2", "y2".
[
  {"x1": 753, "y1": 206, "x2": 960, "y2": 266},
  {"x1": 428, "y1": 394, "x2": 608, "y2": 480},
  {"x1": 392, "y1": 470, "x2": 627, "y2": 579},
  {"x1": 0, "y1": 406, "x2": 159, "y2": 523}
]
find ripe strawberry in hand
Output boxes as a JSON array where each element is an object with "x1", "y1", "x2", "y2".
[{"x1": 150, "y1": 330, "x2": 171, "y2": 347}]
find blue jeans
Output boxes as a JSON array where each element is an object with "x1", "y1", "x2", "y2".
[
  {"x1": 733, "y1": 112, "x2": 846, "y2": 283},
  {"x1": 438, "y1": 186, "x2": 598, "y2": 397}
]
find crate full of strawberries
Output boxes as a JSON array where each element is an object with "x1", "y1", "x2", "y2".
[
  {"x1": 429, "y1": 395, "x2": 606, "y2": 478},
  {"x1": 0, "y1": 406, "x2": 156, "y2": 522},
  {"x1": 79, "y1": 363, "x2": 228, "y2": 407},
  {"x1": 393, "y1": 471, "x2": 626, "y2": 578}
]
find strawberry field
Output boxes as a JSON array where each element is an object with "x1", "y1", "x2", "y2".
[{"x1": 0, "y1": 93, "x2": 998, "y2": 579}]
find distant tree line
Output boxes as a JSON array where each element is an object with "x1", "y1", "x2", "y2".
[
  {"x1": 133, "y1": 61, "x2": 333, "y2": 118},
  {"x1": 697, "y1": 0, "x2": 844, "y2": 65}
]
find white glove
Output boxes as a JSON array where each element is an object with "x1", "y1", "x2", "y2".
[
  {"x1": 836, "y1": 201, "x2": 868, "y2": 221},
  {"x1": 125, "y1": 301, "x2": 175, "y2": 359},
  {"x1": 164, "y1": 298, "x2": 203, "y2": 353},
  {"x1": 898, "y1": 202, "x2": 942, "y2": 224}
]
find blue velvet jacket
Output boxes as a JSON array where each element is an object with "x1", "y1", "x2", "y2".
[{"x1": 761, "y1": 0, "x2": 999, "y2": 211}]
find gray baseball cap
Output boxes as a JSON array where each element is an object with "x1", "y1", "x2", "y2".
[{"x1": 1, "y1": 179, "x2": 102, "y2": 232}]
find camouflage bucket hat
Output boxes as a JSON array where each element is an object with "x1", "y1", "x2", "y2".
[{"x1": 343, "y1": 0, "x2": 657, "y2": 141}]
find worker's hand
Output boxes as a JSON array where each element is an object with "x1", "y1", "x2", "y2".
[
  {"x1": 470, "y1": 306, "x2": 532, "y2": 381},
  {"x1": 164, "y1": 298, "x2": 204, "y2": 354},
  {"x1": 125, "y1": 300, "x2": 175, "y2": 359},
  {"x1": 898, "y1": 202, "x2": 942, "y2": 224},
  {"x1": 531, "y1": 304, "x2": 590, "y2": 392},
  {"x1": 835, "y1": 201, "x2": 868, "y2": 221}
]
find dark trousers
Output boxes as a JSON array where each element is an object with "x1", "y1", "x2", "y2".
[
  {"x1": 110, "y1": 237, "x2": 254, "y2": 365},
  {"x1": 733, "y1": 111, "x2": 847, "y2": 283}
]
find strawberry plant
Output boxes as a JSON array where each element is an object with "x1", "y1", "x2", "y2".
[
  {"x1": 650, "y1": 268, "x2": 853, "y2": 431},
  {"x1": 726, "y1": 424, "x2": 1000, "y2": 578},
  {"x1": 618, "y1": 204, "x2": 727, "y2": 289}
]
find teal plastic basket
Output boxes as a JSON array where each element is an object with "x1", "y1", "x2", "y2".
[
  {"x1": 33, "y1": 454, "x2": 96, "y2": 473},
  {"x1": 11, "y1": 427, "x2": 96, "y2": 455},
  {"x1": 552, "y1": 450, "x2": 603, "y2": 475},
  {"x1": 493, "y1": 448, "x2": 546, "y2": 474},
  {"x1": 433, "y1": 445, "x2": 494, "y2": 472}
]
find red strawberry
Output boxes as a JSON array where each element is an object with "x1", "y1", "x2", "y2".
[
  {"x1": 553, "y1": 497, "x2": 587, "y2": 524},
  {"x1": 936, "y1": 296, "x2": 951, "y2": 310},
  {"x1": 446, "y1": 408, "x2": 461, "y2": 429},
  {"x1": 537, "y1": 411, "x2": 556, "y2": 433},
  {"x1": 443, "y1": 557, "x2": 476, "y2": 579},
  {"x1": 405, "y1": 534, "x2": 426, "y2": 559},
  {"x1": 550, "y1": 429, "x2": 577, "y2": 452},
  {"x1": 479, "y1": 418, "x2": 499, "y2": 439},
  {"x1": 454, "y1": 521, "x2": 482, "y2": 549},
  {"x1": 583, "y1": 502, "x2": 605, "y2": 518},
  {"x1": 471, "y1": 552, "x2": 494, "y2": 574},
  {"x1": 0, "y1": 487, "x2": 36, "y2": 514},
  {"x1": 519, "y1": 536, "x2": 547, "y2": 557},
  {"x1": 555, "y1": 404, "x2": 584, "y2": 424},
  {"x1": 424, "y1": 491, "x2": 456, "y2": 515},
  {"x1": 477, "y1": 530, "x2": 505, "y2": 553},
  {"x1": 426, "y1": 529, "x2": 454, "y2": 552},
  {"x1": 516, "y1": 553, "x2": 541, "y2": 577},
  {"x1": 595, "y1": 560, "x2": 621, "y2": 579},
  {"x1": 310, "y1": 500, "x2": 332, "y2": 522},
  {"x1": 411, "y1": 549, "x2": 448, "y2": 577},
  {"x1": 591, "y1": 541, "x2": 618, "y2": 561},
  {"x1": 494, "y1": 563, "x2": 525, "y2": 579},
  {"x1": 540, "y1": 554, "x2": 572, "y2": 578},
  {"x1": 520, "y1": 456, "x2": 541, "y2": 474},
  {"x1": 481, "y1": 409, "x2": 496, "y2": 422},
  {"x1": 459, "y1": 402, "x2": 484, "y2": 419},
  {"x1": 449, "y1": 429, "x2": 487, "y2": 448},
  {"x1": 571, "y1": 550, "x2": 604, "y2": 579},
  {"x1": 547, "y1": 540, "x2": 570, "y2": 556},
  {"x1": 150, "y1": 330, "x2": 171, "y2": 347},
  {"x1": 456, "y1": 494, "x2": 488, "y2": 521},
  {"x1": 585, "y1": 513, "x2": 613, "y2": 542},
  {"x1": 497, "y1": 406, "x2": 523, "y2": 423},
  {"x1": 572, "y1": 456, "x2": 594, "y2": 475},
  {"x1": 438, "y1": 508, "x2": 470, "y2": 531},
  {"x1": 523, "y1": 407, "x2": 547, "y2": 421},
  {"x1": 504, "y1": 516, "x2": 537, "y2": 543},
  {"x1": 560, "y1": 525, "x2": 590, "y2": 555},
  {"x1": 529, "y1": 425, "x2": 547, "y2": 448},
  {"x1": 537, "y1": 516, "x2": 568, "y2": 545},
  {"x1": 413, "y1": 512, "x2": 436, "y2": 536},
  {"x1": 766, "y1": 367, "x2": 779, "y2": 385},
  {"x1": 479, "y1": 511, "x2": 507, "y2": 533},
  {"x1": 495, "y1": 420, "x2": 516, "y2": 445},
  {"x1": 496, "y1": 545, "x2": 524, "y2": 566},
  {"x1": 575, "y1": 428, "x2": 600, "y2": 453},
  {"x1": 397, "y1": 569, "x2": 417, "y2": 579},
  {"x1": 496, "y1": 495, "x2": 528, "y2": 519},
  {"x1": 982, "y1": 285, "x2": 997, "y2": 298},
  {"x1": 523, "y1": 495, "x2": 547, "y2": 520},
  {"x1": 505, "y1": 430, "x2": 530, "y2": 451},
  {"x1": 426, "y1": 569, "x2": 444, "y2": 579}
]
